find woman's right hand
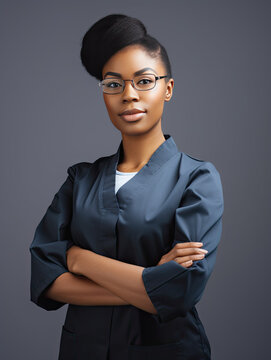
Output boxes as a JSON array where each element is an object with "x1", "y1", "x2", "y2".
[{"x1": 156, "y1": 242, "x2": 208, "y2": 268}]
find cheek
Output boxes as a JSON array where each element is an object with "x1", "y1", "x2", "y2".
[
  {"x1": 146, "y1": 90, "x2": 165, "y2": 113},
  {"x1": 104, "y1": 96, "x2": 117, "y2": 114}
]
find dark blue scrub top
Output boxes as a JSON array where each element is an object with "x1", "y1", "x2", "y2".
[{"x1": 29, "y1": 134, "x2": 224, "y2": 360}]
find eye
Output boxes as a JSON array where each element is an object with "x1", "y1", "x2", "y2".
[
  {"x1": 137, "y1": 78, "x2": 154, "y2": 85},
  {"x1": 106, "y1": 81, "x2": 122, "y2": 88}
]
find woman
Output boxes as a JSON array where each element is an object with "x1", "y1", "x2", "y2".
[{"x1": 29, "y1": 14, "x2": 224, "y2": 360}]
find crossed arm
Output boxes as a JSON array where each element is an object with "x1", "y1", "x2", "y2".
[
  {"x1": 45, "y1": 246, "x2": 157, "y2": 314},
  {"x1": 45, "y1": 242, "x2": 205, "y2": 314}
]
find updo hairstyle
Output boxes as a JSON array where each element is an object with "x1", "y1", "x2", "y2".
[{"x1": 80, "y1": 14, "x2": 172, "y2": 82}]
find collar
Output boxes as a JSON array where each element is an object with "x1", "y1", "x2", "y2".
[
  {"x1": 102, "y1": 134, "x2": 180, "y2": 210},
  {"x1": 115, "y1": 133, "x2": 179, "y2": 173}
]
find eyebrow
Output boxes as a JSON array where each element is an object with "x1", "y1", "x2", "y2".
[{"x1": 103, "y1": 67, "x2": 158, "y2": 78}]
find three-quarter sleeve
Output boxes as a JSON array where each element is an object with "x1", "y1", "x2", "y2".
[
  {"x1": 142, "y1": 162, "x2": 224, "y2": 323},
  {"x1": 29, "y1": 165, "x2": 76, "y2": 311}
]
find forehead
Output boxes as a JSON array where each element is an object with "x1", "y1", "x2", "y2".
[{"x1": 102, "y1": 45, "x2": 165, "y2": 78}]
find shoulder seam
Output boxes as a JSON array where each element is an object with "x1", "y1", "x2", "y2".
[{"x1": 67, "y1": 162, "x2": 93, "y2": 183}]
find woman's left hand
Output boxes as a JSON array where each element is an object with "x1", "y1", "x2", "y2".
[{"x1": 66, "y1": 245, "x2": 85, "y2": 274}]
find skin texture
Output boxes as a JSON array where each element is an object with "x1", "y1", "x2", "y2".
[
  {"x1": 45, "y1": 272, "x2": 130, "y2": 306},
  {"x1": 45, "y1": 45, "x2": 208, "y2": 309}
]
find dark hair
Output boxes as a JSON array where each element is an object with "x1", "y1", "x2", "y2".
[{"x1": 80, "y1": 14, "x2": 172, "y2": 82}]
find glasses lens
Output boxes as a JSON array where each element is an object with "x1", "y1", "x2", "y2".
[
  {"x1": 134, "y1": 74, "x2": 156, "y2": 90},
  {"x1": 101, "y1": 78, "x2": 123, "y2": 94},
  {"x1": 100, "y1": 74, "x2": 156, "y2": 93}
]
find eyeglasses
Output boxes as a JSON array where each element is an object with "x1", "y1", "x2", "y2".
[{"x1": 98, "y1": 73, "x2": 169, "y2": 94}]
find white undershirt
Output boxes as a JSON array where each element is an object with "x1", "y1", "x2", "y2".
[{"x1": 115, "y1": 169, "x2": 138, "y2": 194}]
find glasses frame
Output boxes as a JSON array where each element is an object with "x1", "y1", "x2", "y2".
[{"x1": 98, "y1": 73, "x2": 169, "y2": 94}]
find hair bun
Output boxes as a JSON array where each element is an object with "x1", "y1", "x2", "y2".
[{"x1": 80, "y1": 14, "x2": 148, "y2": 80}]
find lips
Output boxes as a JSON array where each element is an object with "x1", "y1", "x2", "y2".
[
  {"x1": 119, "y1": 108, "x2": 146, "y2": 116},
  {"x1": 119, "y1": 109, "x2": 147, "y2": 122}
]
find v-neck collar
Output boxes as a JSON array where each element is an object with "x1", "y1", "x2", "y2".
[{"x1": 102, "y1": 134, "x2": 180, "y2": 210}]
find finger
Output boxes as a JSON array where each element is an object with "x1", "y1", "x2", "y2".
[
  {"x1": 180, "y1": 260, "x2": 193, "y2": 268},
  {"x1": 174, "y1": 242, "x2": 203, "y2": 249},
  {"x1": 175, "y1": 253, "x2": 206, "y2": 263},
  {"x1": 175, "y1": 247, "x2": 208, "y2": 256}
]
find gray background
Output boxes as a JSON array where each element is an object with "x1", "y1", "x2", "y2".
[{"x1": 1, "y1": 0, "x2": 270, "y2": 358}]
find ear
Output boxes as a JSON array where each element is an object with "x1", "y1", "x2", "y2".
[{"x1": 165, "y1": 78, "x2": 174, "y2": 102}]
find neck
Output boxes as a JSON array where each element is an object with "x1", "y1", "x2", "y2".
[{"x1": 118, "y1": 125, "x2": 166, "y2": 172}]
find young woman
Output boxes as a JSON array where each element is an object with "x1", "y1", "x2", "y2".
[{"x1": 29, "y1": 14, "x2": 224, "y2": 360}]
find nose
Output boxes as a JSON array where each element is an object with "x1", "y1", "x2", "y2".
[{"x1": 121, "y1": 80, "x2": 140, "y2": 101}]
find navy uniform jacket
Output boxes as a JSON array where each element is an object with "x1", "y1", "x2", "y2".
[{"x1": 29, "y1": 134, "x2": 224, "y2": 360}]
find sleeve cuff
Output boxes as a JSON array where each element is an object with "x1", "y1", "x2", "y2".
[
  {"x1": 30, "y1": 268, "x2": 69, "y2": 311},
  {"x1": 142, "y1": 260, "x2": 188, "y2": 323}
]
